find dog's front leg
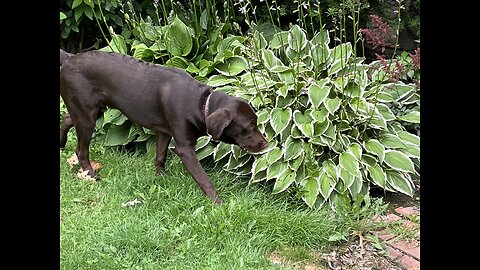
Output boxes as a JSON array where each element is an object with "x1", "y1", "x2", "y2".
[{"x1": 174, "y1": 144, "x2": 223, "y2": 205}]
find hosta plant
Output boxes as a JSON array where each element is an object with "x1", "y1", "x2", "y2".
[{"x1": 194, "y1": 24, "x2": 420, "y2": 209}]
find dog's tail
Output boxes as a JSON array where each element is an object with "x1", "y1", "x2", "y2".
[{"x1": 60, "y1": 49, "x2": 73, "y2": 66}]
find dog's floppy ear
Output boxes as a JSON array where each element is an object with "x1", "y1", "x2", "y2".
[{"x1": 206, "y1": 108, "x2": 233, "y2": 140}]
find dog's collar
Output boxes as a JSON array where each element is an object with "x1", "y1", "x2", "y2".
[{"x1": 204, "y1": 92, "x2": 213, "y2": 120}]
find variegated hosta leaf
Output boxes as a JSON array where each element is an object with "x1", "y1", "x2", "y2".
[
  {"x1": 398, "y1": 111, "x2": 420, "y2": 123},
  {"x1": 375, "y1": 103, "x2": 396, "y2": 121},
  {"x1": 252, "y1": 155, "x2": 268, "y2": 175},
  {"x1": 343, "y1": 82, "x2": 363, "y2": 98},
  {"x1": 385, "y1": 170, "x2": 414, "y2": 196},
  {"x1": 322, "y1": 159, "x2": 337, "y2": 179},
  {"x1": 267, "y1": 161, "x2": 289, "y2": 180},
  {"x1": 384, "y1": 150, "x2": 416, "y2": 173},
  {"x1": 257, "y1": 109, "x2": 271, "y2": 125},
  {"x1": 348, "y1": 174, "x2": 363, "y2": 198},
  {"x1": 288, "y1": 25, "x2": 307, "y2": 52},
  {"x1": 318, "y1": 172, "x2": 335, "y2": 199},
  {"x1": 363, "y1": 139, "x2": 385, "y2": 163},
  {"x1": 213, "y1": 142, "x2": 232, "y2": 162},
  {"x1": 195, "y1": 136, "x2": 212, "y2": 151},
  {"x1": 261, "y1": 48, "x2": 281, "y2": 70},
  {"x1": 339, "y1": 166, "x2": 355, "y2": 190},
  {"x1": 283, "y1": 136, "x2": 304, "y2": 161},
  {"x1": 339, "y1": 151, "x2": 359, "y2": 176},
  {"x1": 325, "y1": 97, "x2": 342, "y2": 115},
  {"x1": 369, "y1": 114, "x2": 388, "y2": 130},
  {"x1": 379, "y1": 134, "x2": 408, "y2": 149},
  {"x1": 288, "y1": 153, "x2": 304, "y2": 171},
  {"x1": 265, "y1": 147, "x2": 283, "y2": 164},
  {"x1": 196, "y1": 144, "x2": 215, "y2": 160},
  {"x1": 214, "y1": 56, "x2": 247, "y2": 76},
  {"x1": 400, "y1": 143, "x2": 420, "y2": 159},
  {"x1": 348, "y1": 143, "x2": 363, "y2": 161},
  {"x1": 389, "y1": 84, "x2": 416, "y2": 101},
  {"x1": 270, "y1": 107, "x2": 292, "y2": 135},
  {"x1": 367, "y1": 164, "x2": 386, "y2": 188},
  {"x1": 272, "y1": 169, "x2": 296, "y2": 194},
  {"x1": 226, "y1": 154, "x2": 251, "y2": 171},
  {"x1": 331, "y1": 42, "x2": 353, "y2": 63},
  {"x1": 207, "y1": 75, "x2": 237, "y2": 87},
  {"x1": 269, "y1": 31, "x2": 289, "y2": 49},
  {"x1": 313, "y1": 120, "x2": 329, "y2": 136},
  {"x1": 301, "y1": 177, "x2": 319, "y2": 208},
  {"x1": 308, "y1": 79, "x2": 330, "y2": 108},
  {"x1": 310, "y1": 108, "x2": 329, "y2": 123},
  {"x1": 250, "y1": 170, "x2": 267, "y2": 184},
  {"x1": 397, "y1": 131, "x2": 420, "y2": 146}
]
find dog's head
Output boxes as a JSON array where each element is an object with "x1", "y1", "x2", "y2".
[{"x1": 206, "y1": 98, "x2": 268, "y2": 153}]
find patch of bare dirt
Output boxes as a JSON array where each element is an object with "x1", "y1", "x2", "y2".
[{"x1": 268, "y1": 237, "x2": 404, "y2": 270}]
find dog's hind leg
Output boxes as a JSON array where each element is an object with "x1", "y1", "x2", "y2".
[
  {"x1": 154, "y1": 132, "x2": 172, "y2": 175},
  {"x1": 60, "y1": 113, "x2": 74, "y2": 148}
]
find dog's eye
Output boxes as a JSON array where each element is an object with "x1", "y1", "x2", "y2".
[{"x1": 248, "y1": 123, "x2": 254, "y2": 130}]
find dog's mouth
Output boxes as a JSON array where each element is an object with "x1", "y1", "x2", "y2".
[{"x1": 239, "y1": 140, "x2": 269, "y2": 153}]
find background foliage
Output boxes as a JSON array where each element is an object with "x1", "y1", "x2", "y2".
[{"x1": 60, "y1": 0, "x2": 420, "y2": 209}]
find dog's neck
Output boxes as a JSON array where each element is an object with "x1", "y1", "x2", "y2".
[{"x1": 204, "y1": 91, "x2": 213, "y2": 120}]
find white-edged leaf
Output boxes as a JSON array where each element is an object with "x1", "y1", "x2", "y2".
[
  {"x1": 318, "y1": 172, "x2": 335, "y2": 199},
  {"x1": 379, "y1": 134, "x2": 408, "y2": 149},
  {"x1": 215, "y1": 56, "x2": 247, "y2": 76},
  {"x1": 325, "y1": 97, "x2": 342, "y2": 114},
  {"x1": 207, "y1": 75, "x2": 237, "y2": 87},
  {"x1": 384, "y1": 150, "x2": 416, "y2": 173},
  {"x1": 398, "y1": 111, "x2": 420, "y2": 123},
  {"x1": 272, "y1": 169, "x2": 296, "y2": 194},
  {"x1": 338, "y1": 167, "x2": 355, "y2": 189},
  {"x1": 339, "y1": 151, "x2": 359, "y2": 176},
  {"x1": 269, "y1": 31, "x2": 289, "y2": 49},
  {"x1": 195, "y1": 136, "x2": 211, "y2": 151},
  {"x1": 270, "y1": 107, "x2": 292, "y2": 135},
  {"x1": 376, "y1": 103, "x2": 396, "y2": 121},
  {"x1": 308, "y1": 80, "x2": 330, "y2": 108},
  {"x1": 257, "y1": 109, "x2": 270, "y2": 125},
  {"x1": 386, "y1": 170, "x2": 413, "y2": 196},
  {"x1": 252, "y1": 155, "x2": 268, "y2": 175},
  {"x1": 213, "y1": 142, "x2": 232, "y2": 161},
  {"x1": 363, "y1": 139, "x2": 385, "y2": 163},
  {"x1": 196, "y1": 144, "x2": 215, "y2": 160},
  {"x1": 283, "y1": 136, "x2": 304, "y2": 161},
  {"x1": 301, "y1": 177, "x2": 319, "y2": 208},
  {"x1": 400, "y1": 143, "x2": 420, "y2": 159},
  {"x1": 397, "y1": 131, "x2": 420, "y2": 146},
  {"x1": 265, "y1": 147, "x2": 283, "y2": 164},
  {"x1": 322, "y1": 159, "x2": 337, "y2": 179},
  {"x1": 367, "y1": 164, "x2": 386, "y2": 188},
  {"x1": 266, "y1": 161, "x2": 288, "y2": 180},
  {"x1": 348, "y1": 143, "x2": 363, "y2": 160},
  {"x1": 288, "y1": 25, "x2": 307, "y2": 52}
]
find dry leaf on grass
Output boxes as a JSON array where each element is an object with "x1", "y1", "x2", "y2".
[
  {"x1": 76, "y1": 170, "x2": 97, "y2": 182},
  {"x1": 67, "y1": 153, "x2": 102, "y2": 171},
  {"x1": 67, "y1": 153, "x2": 79, "y2": 168}
]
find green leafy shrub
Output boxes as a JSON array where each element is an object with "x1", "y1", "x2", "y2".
[{"x1": 193, "y1": 25, "x2": 420, "y2": 209}]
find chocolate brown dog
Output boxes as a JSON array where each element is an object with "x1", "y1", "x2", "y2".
[{"x1": 60, "y1": 49, "x2": 268, "y2": 204}]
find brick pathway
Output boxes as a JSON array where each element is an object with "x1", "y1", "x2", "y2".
[{"x1": 373, "y1": 206, "x2": 420, "y2": 270}]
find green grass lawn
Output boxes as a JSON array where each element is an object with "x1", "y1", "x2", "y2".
[{"x1": 60, "y1": 139, "x2": 385, "y2": 269}]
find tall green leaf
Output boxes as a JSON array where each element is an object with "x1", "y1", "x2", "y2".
[
  {"x1": 339, "y1": 151, "x2": 359, "y2": 176},
  {"x1": 164, "y1": 16, "x2": 193, "y2": 56},
  {"x1": 288, "y1": 25, "x2": 307, "y2": 52}
]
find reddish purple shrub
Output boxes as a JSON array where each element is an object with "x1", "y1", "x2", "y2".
[{"x1": 360, "y1": 15, "x2": 397, "y2": 53}]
